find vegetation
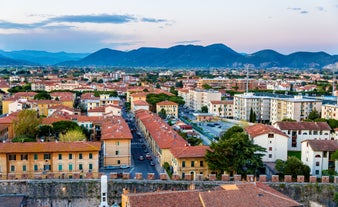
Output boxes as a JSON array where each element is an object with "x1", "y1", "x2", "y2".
[
  {"x1": 163, "y1": 162, "x2": 173, "y2": 178},
  {"x1": 205, "y1": 126, "x2": 265, "y2": 177},
  {"x1": 249, "y1": 108, "x2": 257, "y2": 123},
  {"x1": 178, "y1": 131, "x2": 203, "y2": 146},
  {"x1": 275, "y1": 157, "x2": 310, "y2": 181},
  {"x1": 13, "y1": 110, "x2": 41, "y2": 139},
  {"x1": 34, "y1": 91, "x2": 51, "y2": 100},
  {"x1": 52, "y1": 121, "x2": 83, "y2": 137},
  {"x1": 202, "y1": 84, "x2": 212, "y2": 90},
  {"x1": 146, "y1": 93, "x2": 185, "y2": 110},
  {"x1": 59, "y1": 129, "x2": 86, "y2": 142},
  {"x1": 158, "y1": 108, "x2": 167, "y2": 119},
  {"x1": 8, "y1": 84, "x2": 31, "y2": 93},
  {"x1": 201, "y1": 105, "x2": 208, "y2": 113}
]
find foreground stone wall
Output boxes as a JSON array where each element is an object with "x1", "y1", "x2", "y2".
[{"x1": 0, "y1": 179, "x2": 337, "y2": 207}]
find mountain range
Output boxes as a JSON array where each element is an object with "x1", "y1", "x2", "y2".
[{"x1": 0, "y1": 44, "x2": 337, "y2": 68}]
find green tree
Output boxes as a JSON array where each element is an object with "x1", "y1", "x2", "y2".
[
  {"x1": 307, "y1": 109, "x2": 320, "y2": 121},
  {"x1": 249, "y1": 108, "x2": 256, "y2": 123},
  {"x1": 275, "y1": 157, "x2": 310, "y2": 180},
  {"x1": 205, "y1": 126, "x2": 265, "y2": 177},
  {"x1": 175, "y1": 81, "x2": 183, "y2": 88},
  {"x1": 37, "y1": 125, "x2": 55, "y2": 138},
  {"x1": 34, "y1": 91, "x2": 51, "y2": 100},
  {"x1": 156, "y1": 83, "x2": 161, "y2": 88},
  {"x1": 13, "y1": 110, "x2": 41, "y2": 138},
  {"x1": 52, "y1": 121, "x2": 82, "y2": 136},
  {"x1": 201, "y1": 105, "x2": 208, "y2": 113},
  {"x1": 158, "y1": 108, "x2": 167, "y2": 119},
  {"x1": 170, "y1": 86, "x2": 178, "y2": 96},
  {"x1": 202, "y1": 84, "x2": 212, "y2": 90},
  {"x1": 59, "y1": 129, "x2": 86, "y2": 142}
]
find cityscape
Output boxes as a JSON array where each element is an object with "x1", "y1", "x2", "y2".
[{"x1": 0, "y1": 1, "x2": 338, "y2": 207}]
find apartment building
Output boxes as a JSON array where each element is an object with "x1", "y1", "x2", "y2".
[
  {"x1": 273, "y1": 121, "x2": 331, "y2": 151},
  {"x1": 0, "y1": 142, "x2": 101, "y2": 179},
  {"x1": 187, "y1": 89, "x2": 221, "y2": 111},
  {"x1": 209, "y1": 100, "x2": 233, "y2": 118},
  {"x1": 321, "y1": 104, "x2": 338, "y2": 120},
  {"x1": 156, "y1": 101, "x2": 178, "y2": 118},
  {"x1": 197, "y1": 77, "x2": 258, "y2": 91},
  {"x1": 80, "y1": 93, "x2": 120, "y2": 111}
]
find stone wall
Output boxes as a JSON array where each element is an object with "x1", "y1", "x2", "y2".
[{"x1": 0, "y1": 179, "x2": 337, "y2": 207}]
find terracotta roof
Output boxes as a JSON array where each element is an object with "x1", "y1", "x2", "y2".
[
  {"x1": 275, "y1": 122, "x2": 331, "y2": 131},
  {"x1": 157, "y1": 101, "x2": 178, "y2": 106},
  {"x1": 245, "y1": 124, "x2": 288, "y2": 138},
  {"x1": 210, "y1": 100, "x2": 233, "y2": 105},
  {"x1": 130, "y1": 92, "x2": 148, "y2": 98},
  {"x1": 88, "y1": 106, "x2": 105, "y2": 112},
  {"x1": 101, "y1": 116, "x2": 132, "y2": 140},
  {"x1": 125, "y1": 182, "x2": 301, "y2": 207},
  {"x1": 0, "y1": 141, "x2": 101, "y2": 153},
  {"x1": 303, "y1": 140, "x2": 338, "y2": 152},
  {"x1": 12, "y1": 92, "x2": 37, "y2": 98},
  {"x1": 170, "y1": 146, "x2": 210, "y2": 158},
  {"x1": 133, "y1": 100, "x2": 149, "y2": 106},
  {"x1": 42, "y1": 117, "x2": 70, "y2": 125}
]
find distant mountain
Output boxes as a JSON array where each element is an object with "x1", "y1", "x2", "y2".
[
  {"x1": 0, "y1": 50, "x2": 89, "y2": 65},
  {"x1": 0, "y1": 54, "x2": 32, "y2": 66}
]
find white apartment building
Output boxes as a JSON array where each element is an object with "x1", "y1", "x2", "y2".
[
  {"x1": 187, "y1": 89, "x2": 221, "y2": 111},
  {"x1": 270, "y1": 95, "x2": 322, "y2": 123},
  {"x1": 177, "y1": 89, "x2": 190, "y2": 108},
  {"x1": 301, "y1": 140, "x2": 338, "y2": 177},
  {"x1": 273, "y1": 121, "x2": 331, "y2": 151},
  {"x1": 209, "y1": 100, "x2": 234, "y2": 118},
  {"x1": 321, "y1": 104, "x2": 338, "y2": 120},
  {"x1": 233, "y1": 93, "x2": 271, "y2": 123}
]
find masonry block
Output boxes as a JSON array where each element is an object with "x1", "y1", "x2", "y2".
[
  {"x1": 222, "y1": 174, "x2": 230, "y2": 181},
  {"x1": 272, "y1": 175, "x2": 279, "y2": 182},
  {"x1": 110, "y1": 172, "x2": 117, "y2": 179},
  {"x1": 310, "y1": 176, "x2": 317, "y2": 183},
  {"x1": 85, "y1": 172, "x2": 93, "y2": 179},
  {"x1": 234, "y1": 174, "x2": 241, "y2": 182},
  {"x1": 34, "y1": 173, "x2": 42, "y2": 180},
  {"x1": 259, "y1": 175, "x2": 266, "y2": 182},
  {"x1": 160, "y1": 173, "x2": 168, "y2": 180},
  {"x1": 123, "y1": 173, "x2": 130, "y2": 179},
  {"x1": 8, "y1": 173, "x2": 15, "y2": 180},
  {"x1": 209, "y1": 174, "x2": 216, "y2": 181},
  {"x1": 247, "y1": 174, "x2": 254, "y2": 182},
  {"x1": 21, "y1": 173, "x2": 29, "y2": 179},
  {"x1": 334, "y1": 176, "x2": 338, "y2": 183},
  {"x1": 135, "y1": 173, "x2": 142, "y2": 180},
  {"x1": 284, "y1": 175, "x2": 292, "y2": 182},
  {"x1": 172, "y1": 174, "x2": 180, "y2": 180},
  {"x1": 47, "y1": 173, "x2": 54, "y2": 179},
  {"x1": 73, "y1": 173, "x2": 80, "y2": 179},
  {"x1": 185, "y1": 174, "x2": 192, "y2": 181},
  {"x1": 297, "y1": 175, "x2": 304, "y2": 183},
  {"x1": 147, "y1": 173, "x2": 154, "y2": 180},
  {"x1": 196, "y1": 174, "x2": 203, "y2": 181},
  {"x1": 322, "y1": 176, "x2": 330, "y2": 183}
]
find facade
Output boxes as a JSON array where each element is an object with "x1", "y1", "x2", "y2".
[
  {"x1": 156, "y1": 101, "x2": 178, "y2": 118},
  {"x1": 321, "y1": 104, "x2": 338, "y2": 120},
  {"x1": 301, "y1": 140, "x2": 338, "y2": 177},
  {"x1": 197, "y1": 78, "x2": 259, "y2": 92},
  {"x1": 245, "y1": 124, "x2": 288, "y2": 162},
  {"x1": 0, "y1": 142, "x2": 101, "y2": 179},
  {"x1": 274, "y1": 121, "x2": 331, "y2": 151},
  {"x1": 187, "y1": 89, "x2": 221, "y2": 111},
  {"x1": 209, "y1": 100, "x2": 234, "y2": 118},
  {"x1": 132, "y1": 100, "x2": 149, "y2": 113},
  {"x1": 87, "y1": 105, "x2": 122, "y2": 117}
]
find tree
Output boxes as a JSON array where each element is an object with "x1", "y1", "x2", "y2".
[
  {"x1": 175, "y1": 81, "x2": 183, "y2": 88},
  {"x1": 249, "y1": 108, "x2": 256, "y2": 123},
  {"x1": 170, "y1": 86, "x2": 178, "y2": 96},
  {"x1": 307, "y1": 109, "x2": 320, "y2": 121},
  {"x1": 275, "y1": 157, "x2": 310, "y2": 180},
  {"x1": 202, "y1": 84, "x2": 212, "y2": 90},
  {"x1": 59, "y1": 129, "x2": 86, "y2": 142},
  {"x1": 155, "y1": 83, "x2": 161, "y2": 88},
  {"x1": 201, "y1": 105, "x2": 208, "y2": 113},
  {"x1": 34, "y1": 91, "x2": 51, "y2": 100},
  {"x1": 37, "y1": 125, "x2": 55, "y2": 138},
  {"x1": 13, "y1": 110, "x2": 41, "y2": 139},
  {"x1": 52, "y1": 121, "x2": 82, "y2": 137},
  {"x1": 205, "y1": 126, "x2": 265, "y2": 177},
  {"x1": 158, "y1": 108, "x2": 167, "y2": 119}
]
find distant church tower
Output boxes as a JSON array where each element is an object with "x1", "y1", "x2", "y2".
[{"x1": 99, "y1": 175, "x2": 109, "y2": 207}]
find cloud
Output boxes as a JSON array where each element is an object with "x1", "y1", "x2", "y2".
[
  {"x1": 140, "y1": 18, "x2": 167, "y2": 23},
  {"x1": 287, "y1": 7, "x2": 302, "y2": 11},
  {"x1": 174, "y1": 40, "x2": 201, "y2": 44},
  {"x1": 300, "y1": 10, "x2": 309, "y2": 14}
]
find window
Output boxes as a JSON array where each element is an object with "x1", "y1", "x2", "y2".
[
  {"x1": 34, "y1": 154, "x2": 38, "y2": 160},
  {"x1": 115, "y1": 151, "x2": 119, "y2": 155},
  {"x1": 58, "y1": 154, "x2": 62, "y2": 160},
  {"x1": 315, "y1": 170, "x2": 319, "y2": 175},
  {"x1": 200, "y1": 161, "x2": 204, "y2": 167},
  {"x1": 69, "y1": 154, "x2": 73, "y2": 160},
  {"x1": 9, "y1": 154, "x2": 16, "y2": 160},
  {"x1": 117, "y1": 160, "x2": 121, "y2": 164},
  {"x1": 79, "y1": 164, "x2": 83, "y2": 170},
  {"x1": 182, "y1": 161, "x2": 186, "y2": 168},
  {"x1": 316, "y1": 162, "x2": 320, "y2": 166},
  {"x1": 69, "y1": 164, "x2": 73, "y2": 171},
  {"x1": 44, "y1": 165, "x2": 51, "y2": 171},
  {"x1": 116, "y1": 141, "x2": 120, "y2": 146},
  {"x1": 44, "y1": 153, "x2": 51, "y2": 160},
  {"x1": 34, "y1": 165, "x2": 38, "y2": 171},
  {"x1": 269, "y1": 147, "x2": 272, "y2": 151},
  {"x1": 269, "y1": 154, "x2": 272, "y2": 158},
  {"x1": 58, "y1": 164, "x2": 62, "y2": 171},
  {"x1": 324, "y1": 152, "x2": 327, "y2": 158},
  {"x1": 89, "y1": 153, "x2": 93, "y2": 159},
  {"x1": 182, "y1": 173, "x2": 185, "y2": 179},
  {"x1": 79, "y1": 153, "x2": 83, "y2": 159},
  {"x1": 21, "y1": 154, "x2": 28, "y2": 160},
  {"x1": 89, "y1": 164, "x2": 93, "y2": 170},
  {"x1": 268, "y1": 134, "x2": 274, "y2": 138},
  {"x1": 22, "y1": 165, "x2": 27, "y2": 172},
  {"x1": 292, "y1": 136, "x2": 297, "y2": 148},
  {"x1": 191, "y1": 161, "x2": 195, "y2": 167},
  {"x1": 10, "y1": 165, "x2": 15, "y2": 172}
]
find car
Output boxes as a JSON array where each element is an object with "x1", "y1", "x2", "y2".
[
  {"x1": 120, "y1": 164, "x2": 130, "y2": 169},
  {"x1": 207, "y1": 123, "x2": 215, "y2": 127},
  {"x1": 104, "y1": 165, "x2": 117, "y2": 170},
  {"x1": 138, "y1": 155, "x2": 144, "y2": 161},
  {"x1": 146, "y1": 153, "x2": 151, "y2": 159},
  {"x1": 150, "y1": 161, "x2": 155, "y2": 166}
]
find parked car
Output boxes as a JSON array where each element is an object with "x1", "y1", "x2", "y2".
[
  {"x1": 150, "y1": 161, "x2": 155, "y2": 166},
  {"x1": 138, "y1": 155, "x2": 144, "y2": 161},
  {"x1": 146, "y1": 153, "x2": 151, "y2": 159},
  {"x1": 120, "y1": 164, "x2": 130, "y2": 169}
]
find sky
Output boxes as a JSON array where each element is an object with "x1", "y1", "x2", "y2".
[{"x1": 0, "y1": 0, "x2": 337, "y2": 54}]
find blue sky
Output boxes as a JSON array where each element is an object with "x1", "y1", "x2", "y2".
[{"x1": 0, "y1": 0, "x2": 337, "y2": 54}]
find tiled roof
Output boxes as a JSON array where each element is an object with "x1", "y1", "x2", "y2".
[
  {"x1": 245, "y1": 124, "x2": 288, "y2": 138},
  {"x1": 42, "y1": 117, "x2": 70, "y2": 125},
  {"x1": 133, "y1": 100, "x2": 149, "y2": 106},
  {"x1": 303, "y1": 140, "x2": 338, "y2": 152},
  {"x1": 88, "y1": 106, "x2": 105, "y2": 112},
  {"x1": 157, "y1": 101, "x2": 178, "y2": 106},
  {"x1": 0, "y1": 114, "x2": 18, "y2": 124},
  {"x1": 125, "y1": 182, "x2": 301, "y2": 207},
  {"x1": 0, "y1": 195, "x2": 26, "y2": 207},
  {"x1": 275, "y1": 121, "x2": 331, "y2": 131},
  {"x1": 170, "y1": 146, "x2": 210, "y2": 158},
  {"x1": 210, "y1": 100, "x2": 233, "y2": 105},
  {"x1": 0, "y1": 141, "x2": 101, "y2": 153},
  {"x1": 101, "y1": 116, "x2": 132, "y2": 140},
  {"x1": 130, "y1": 92, "x2": 148, "y2": 98},
  {"x1": 12, "y1": 92, "x2": 38, "y2": 98}
]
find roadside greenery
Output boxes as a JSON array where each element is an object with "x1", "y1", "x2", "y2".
[{"x1": 275, "y1": 157, "x2": 310, "y2": 181}]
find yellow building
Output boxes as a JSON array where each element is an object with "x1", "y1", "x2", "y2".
[
  {"x1": 156, "y1": 101, "x2": 178, "y2": 118},
  {"x1": 101, "y1": 116, "x2": 133, "y2": 167},
  {"x1": 28, "y1": 100, "x2": 62, "y2": 117},
  {"x1": 0, "y1": 141, "x2": 101, "y2": 179},
  {"x1": 130, "y1": 92, "x2": 148, "y2": 112}
]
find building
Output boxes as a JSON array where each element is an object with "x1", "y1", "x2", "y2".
[
  {"x1": 87, "y1": 105, "x2": 122, "y2": 117},
  {"x1": 274, "y1": 122, "x2": 331, "y2": 151},
  {"x1": 187, "y1": 89, "x2": 221, "y2": 111},
  {"x1": 122, "y1": 182, "x2": 302, "y2": 207},
  {"x1": 245, "y1": 124, "x2": 288, "y2": 162},
  {"x1": 209, "y1": 100, "x2": 233, "y2": 118},
  {"x1": 132, "y1": 100, "x2": 149, "y2": 113},
  {"x1": 301, "y1": 140, "x2": 338, "y2": 177},
  {"x1": 0, "y1": 142, "x2": 101, "y2": 179},
  {"x1": 156, "y1": 101, "x2": 178, "y2": 118},
  {"x1": 101, "y1": 117, "x2": 133, "y2": 168},
  {"x1": 130, "y1": 93, "x2": 148, "y2": 112},
  {"x1": 321, "y1": 104, "x2": 338, "y2": 120},
  {"x1": 197, "y1": 77, "x2": 259, "y2": 91}
]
